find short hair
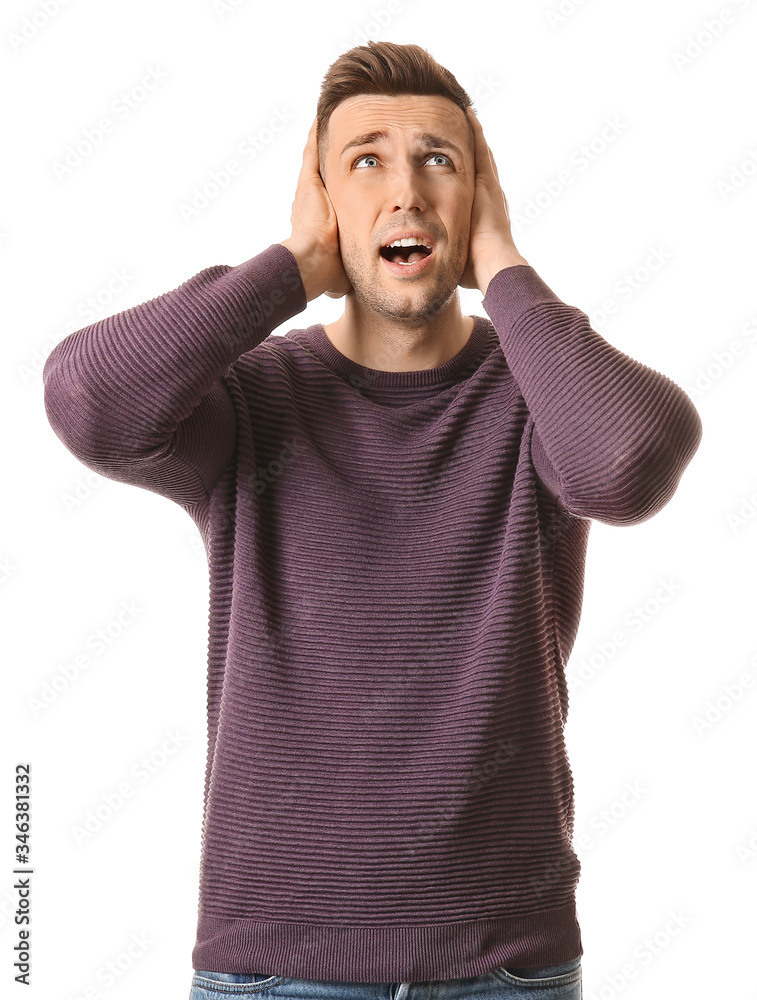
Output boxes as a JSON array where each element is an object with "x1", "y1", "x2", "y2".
[{"x1": 316, "y1": 40, "x2": 473, "y2": 175}]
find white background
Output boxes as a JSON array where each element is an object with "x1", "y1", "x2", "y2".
[{"x1": 2, "y1": 0, "x2": 756, "y2": 997}]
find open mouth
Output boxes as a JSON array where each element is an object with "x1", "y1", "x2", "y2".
[{"x1": 379, "y1": 238, "x2": 434, "y2": 266}]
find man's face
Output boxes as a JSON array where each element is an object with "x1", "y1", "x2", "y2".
[{"x1": 320, "y1": 94, "x2": 475, "y2": 324}]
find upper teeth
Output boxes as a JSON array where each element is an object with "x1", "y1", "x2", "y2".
[{"x1": 386, "y1": 237, "x2": 429, "y2": 248}]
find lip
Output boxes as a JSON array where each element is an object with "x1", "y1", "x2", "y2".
[
  {"x1": 381, "y1": 247, "x2": 436, "y2": 277},
  {"x1": 381, "y1": 229, "x2": 436, "y2": 250},
  {"x1": 378, "y1": 230, "x2": 437, "y2": 278}
]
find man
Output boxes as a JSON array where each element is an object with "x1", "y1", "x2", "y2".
[{"x1": 43, "y1": 40, "x2": 701, "y2": 1000}]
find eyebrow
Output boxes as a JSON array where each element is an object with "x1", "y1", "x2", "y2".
[{"x1": 339, "y1": 130, "x2": 465, "y2": 162}]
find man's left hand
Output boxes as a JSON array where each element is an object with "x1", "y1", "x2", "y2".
[{"x1": 460, "y1": 107, "x2": 529, "y2": 294}]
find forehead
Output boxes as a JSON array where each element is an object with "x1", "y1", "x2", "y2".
[{"x1": 328, "y1": 94, "x2": 471, "y2": 155}]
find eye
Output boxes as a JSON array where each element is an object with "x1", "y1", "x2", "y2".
[{"x1": 353, "y1": 152, "x2": 453, "y2": 169}]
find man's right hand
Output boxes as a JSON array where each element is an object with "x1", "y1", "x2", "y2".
[{"x1": 280, "y1": 119, "x2": 352, "y2": 302}]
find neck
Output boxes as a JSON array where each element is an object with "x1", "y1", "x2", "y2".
[{"x1": 323, "y1": 292, "x2": 474, "y2": 372}]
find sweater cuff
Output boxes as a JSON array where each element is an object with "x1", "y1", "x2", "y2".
[
  {"x1": 233, "y1": 242, "x2": 307, "y2": 333},
  {"x1": 482, "y1": 265, "x2": 567, "y2": 334}
]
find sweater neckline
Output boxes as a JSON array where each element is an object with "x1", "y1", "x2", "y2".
[{"x1": 303, "y1": 316, "x2": 492, "y2": 389}]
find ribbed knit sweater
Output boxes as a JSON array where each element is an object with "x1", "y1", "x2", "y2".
[{"x1": 42, "y1": 243, "x2": 702, "y2": 982}]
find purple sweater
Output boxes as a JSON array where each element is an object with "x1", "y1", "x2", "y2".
[{"x1": 42, "y1": 243, "x2": 701, "y2": 981}]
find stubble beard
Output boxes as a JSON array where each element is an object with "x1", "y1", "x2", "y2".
[{"x1": 338, "y1": 233, "x2": 469, "y2": 324}]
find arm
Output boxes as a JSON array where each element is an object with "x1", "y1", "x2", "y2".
[
  {"x1": 43, "y1": 244, "x2": 307, "y2": 510},
  {"x1": 43, "y1": 120, "x2": 349, "y2": 512},
  {"x1": 482, "y1": 265, "x2": 702, "y2": 524},
  {"x1": 462, "y1": 107, "x2": 702, "y2": 526}
]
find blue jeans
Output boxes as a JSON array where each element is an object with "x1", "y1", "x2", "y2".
[{"x1": 188, "y1": 958, "x2": 582, "y2": 999}]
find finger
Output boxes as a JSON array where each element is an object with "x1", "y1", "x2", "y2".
[
  {"x1": 489, "y1": 145, "x2": 500, "y2": 182},
  {"x1": 294, "y1": 118, "x2": 319, "y2": 184},
  {"x1": 466, "y1": 107, "x2": 485, "y2": 173},
  {"x1": 481, "y1": 134, "x2": 500, "y2": 184},
  {"x1": 467, "y1": 107, "x2": 500, "y2": 182},
  {"x1": 467, "y1": 108, "x2": 488, "y2": 155},
  {"x1": 302, "y1": 118, "x2": 319, "y2": 174}
]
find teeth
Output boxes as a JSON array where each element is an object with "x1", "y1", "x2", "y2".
[{"x1": 386, "y1": 237, "x2": 430, "y2": 248}]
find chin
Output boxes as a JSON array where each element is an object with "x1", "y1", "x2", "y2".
[{"x1": 342, "y1": 249, "x2": 455, "y2": 319}]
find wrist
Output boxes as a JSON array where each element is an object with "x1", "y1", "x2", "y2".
[
  {"x1": 478, "y1": 251, "x2": 529, "y2": 294},
  {"x1": 280, "y1": 237, "x2": 329, "y2": 302}
]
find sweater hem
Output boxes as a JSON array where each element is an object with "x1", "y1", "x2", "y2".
[{"x1": 192, "y1": 902, "x2": 582, "y2": 982}]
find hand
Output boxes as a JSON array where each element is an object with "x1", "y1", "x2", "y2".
[
  {"x1": 280, "y1": 119, "x2": 352, "y2": 302},
  {"x1": 459, "y1": 107, "x2": 529, "y2": 294}
]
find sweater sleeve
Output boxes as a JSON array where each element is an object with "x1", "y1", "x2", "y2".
[
  {"x1": 42, "y1": 243, "x2": 307, "y2": 511},
  {"x1": 482, "y1": 265, "x2": 702, "y2": 526}
]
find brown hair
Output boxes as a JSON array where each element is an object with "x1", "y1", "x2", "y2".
[{"x1": 316, "y1": 41, "x2": 473, "y2": 174}]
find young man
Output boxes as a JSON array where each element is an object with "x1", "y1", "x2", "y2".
[{"x1": 43, "y1": 40, "x2": 701, "y2": 1000}]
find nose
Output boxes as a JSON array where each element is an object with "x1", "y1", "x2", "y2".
[{"x1": 385, "y1": 165, "x2": 428, "y2": 214}]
